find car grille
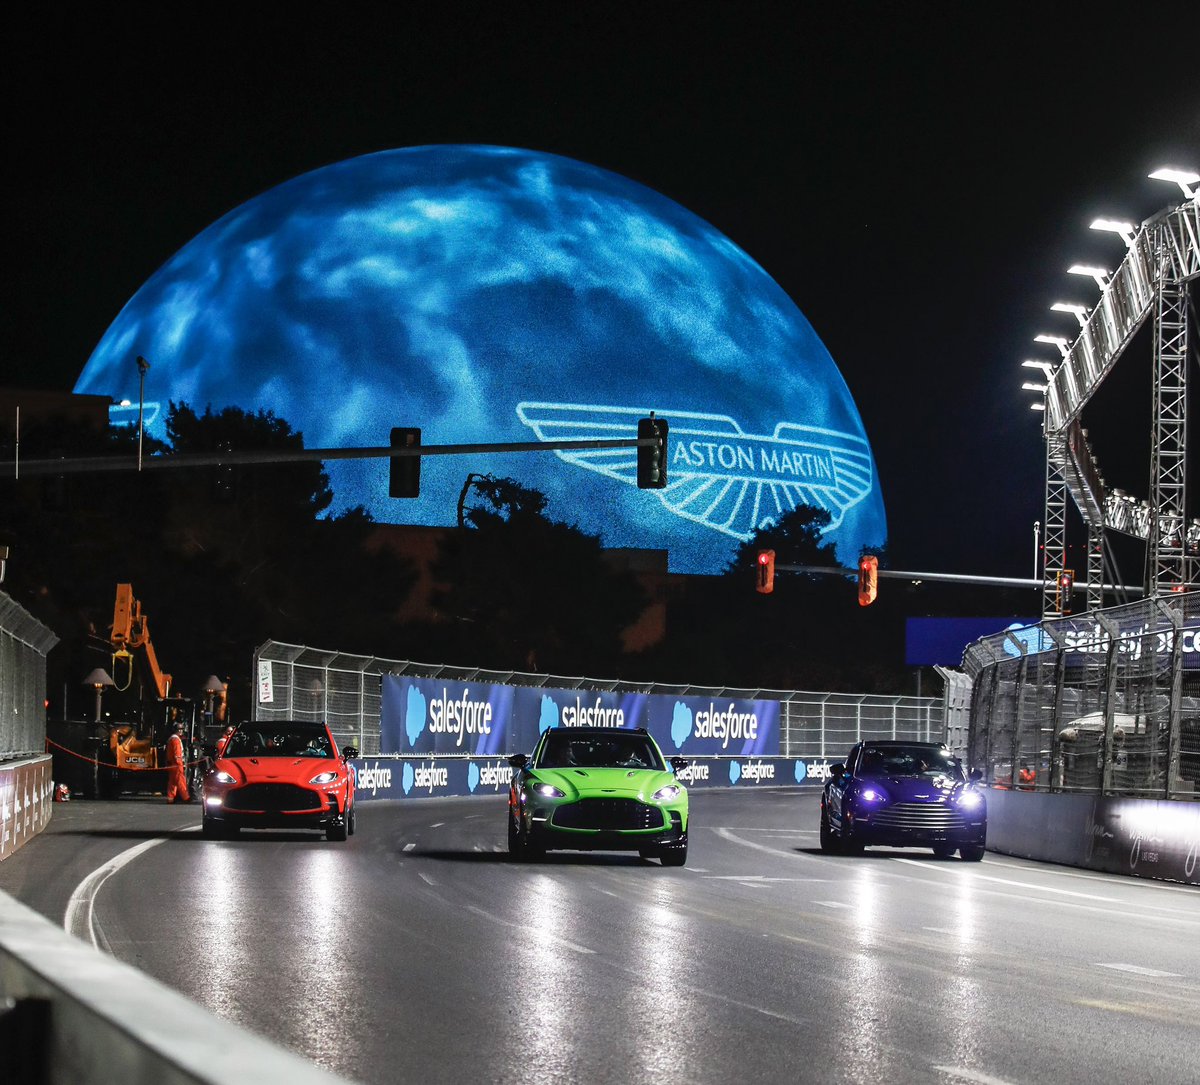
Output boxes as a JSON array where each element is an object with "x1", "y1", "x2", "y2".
[
  {"x1": 869, "y1": 803, "x2": 966, "y2": 832},
  {"x1": 225, "y1": 784, "x2": 319, "y2": 812},
  {"x1": 552, "y1": 799, "x2": 663, "y2": 831}
]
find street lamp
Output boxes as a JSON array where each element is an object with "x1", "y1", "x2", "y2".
[
  {"x1": 83, "y1": 668, "x2": 115, "y2": 723},
  {"x1": 1148, "y1": 167, "x2": 1198, "y2": 200},
  {"x1": 136, "y1": 355, "x2": 150, "y2": 472},
  {"x1": 202, "y1": 675, "x2": 225, "y2": 728}
]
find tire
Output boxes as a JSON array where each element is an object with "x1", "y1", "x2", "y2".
[
  {"x1": 840, "y1": 826, "x2": 864, "y2": 856},
  {"x1": 960, "y1": 844, "x2": 985, "y2": 862},
  {"x1": 932, "y1": 843, "x2": 956, "y2": 859},
  {"x1": 660, "y1": 842, "x2": 687, "y2": 867},
  {"x1": 327, "y1": 819, "x2": 348, "y2": 842},
  {"x1": 819, "y1": 809, "x2": 840, "y2": 854},
  {"x1": 347, "y1": 805, "x2": 356, "y2": 837},
  {"x1": 508, "y1": 808, "x2": 525, "y2": 859},
  {"x1": 202, "y1": 816, "x2": 221, "y2": 839}
]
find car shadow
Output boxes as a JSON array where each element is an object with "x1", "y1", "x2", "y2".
[
  {"x1": 413, "y1": 847, "x2": 652, "y2": 866},
  {"x1": 796, "y1": 844, "x2": 960, "y2": 861}
]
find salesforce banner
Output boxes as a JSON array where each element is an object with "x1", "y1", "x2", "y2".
[
  {"x1": 381, "y1": 675, "x2": 781, "y2": 758},
  {"x1": 351, "y1": 755, "x2": 831, "y2": 800}
]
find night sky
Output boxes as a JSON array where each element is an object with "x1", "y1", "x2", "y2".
[{"x1": 5, "y1": 6, "x2": 1199, "y2": 586}]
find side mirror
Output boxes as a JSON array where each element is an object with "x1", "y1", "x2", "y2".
[
  {"x1": 830, "y1": 763, "x2": 846, "y2": 780},
  {"x1": 969, "y1": 768, "x2": 983, "y2": 782},
  {"x1": 343, "y1": 745, "x2": 359, "y2": 760},
  {"x1": 670, "y1": 757, "x2": 690, "y2": 772},
  {"x1": 508, "y1": 753, "x2": 529, "y2": 769}
]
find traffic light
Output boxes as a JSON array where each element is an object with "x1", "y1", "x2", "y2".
[
  {"x1": 756, "y1": 549, "x2": 776, "y2": 594},
  {"x1": 1057, "y1": 569, "x2": 1074, "y2": 614},
  {"x1": 857, "y1": 554, "x2": 878, "y2": 606},
  {"x1": 389, "y1": 427, "x2": 422, "y2": 498},
  {"x1": 637, "y1": 415, "x2": 668, "y2": 489}
]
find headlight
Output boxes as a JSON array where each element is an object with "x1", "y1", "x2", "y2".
[
  {"x1": 958, "y1": 789, "x2": 984, "y2": 810},
  {"x1": 211, "y1": 771, "x2": 236, "y2": 785},
  {"x1": 653, "y1": 784, "x2": 681, "y2": 801},
  {"x1": 310, "y1": 771, "x2": 339, "y2": 785},
  {"x1": 534, "y1": 783, "x2": 565, "y2": 798},
  {"x1": 859, "y1": 787, "x2": 888, "y2": 804}
]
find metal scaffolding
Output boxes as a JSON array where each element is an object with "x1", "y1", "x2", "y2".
[{"x1": 1039, "y1": 193, "x2": 1200, "y2": 615}]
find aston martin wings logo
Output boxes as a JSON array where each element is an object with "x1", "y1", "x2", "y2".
[{"x1": 516, "y1": 402, "x2": 873, "y2": 541}]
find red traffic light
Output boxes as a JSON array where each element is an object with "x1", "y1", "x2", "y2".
[
  {"x1": 756, "y1": 549, "x2": 776, "y2": 594},
  {"x1": 857, "y1": 554, "x2": 878, "y2": 606}
]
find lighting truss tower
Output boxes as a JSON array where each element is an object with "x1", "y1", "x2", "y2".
[{"x1": 1040, "y1": 192, "x2": 1199, "y2": 615}]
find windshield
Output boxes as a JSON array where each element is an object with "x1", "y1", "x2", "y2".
[
  {"x1": 225, "y1": 726, "x2": 333, "y2": 758},
  {"x1": 537, "y1": 732, "x2": 664, "y2": 770},
  {"x1": 858, "y1": 745, "x2": 963, "y2": 781}
]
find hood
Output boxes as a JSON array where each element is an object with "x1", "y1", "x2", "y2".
[
  {"x1": 867, "y1": 774, "x2": 964, "y2": 803},
  {"x1": 532, "y1": 766, "x2": 680, "y2": 800},
  {"x1": 216, "y1": 756, "x2": 337, "y2": 784}
]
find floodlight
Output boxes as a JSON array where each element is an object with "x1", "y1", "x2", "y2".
[
  {"x1": 1034, "y1": 334, "x2": 1071, "y2": 358},
  {"x1": 1068, "y1": 264, "x2": 1111, "y2": 289},
  {"x1": 1090, "y1": 218, "x2": 1136, "y2": 246},
  {"x1": 1022, "y1": 382, "x2": 1047, "y2": 392},
  {"x1": 1051, "y1": 302, "x2": 1089, "y2": 326},
  {"x1": 1029, "y1": 402, "x2": 1045, "y2": 412},
  {"x1": 1022, "y1": 359, "x2": 1054, "y2": 376},
  {"x1": 1148, "y1": 167, "x2": 1198, "y2": 200}
]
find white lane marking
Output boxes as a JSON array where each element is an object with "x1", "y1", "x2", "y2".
[
  {"x1": 891, "y1": 858, "x2": 1122, "y2": 902},
  {"x1": 403, "y1": 842, "x2": 416, "y2": 852},
  {"x1": 714, "y1": 826, "x2": 827, "y2": 860},
  {"x1": 65, "y1": 826, "x2": 200, "y2": 951},
  {"x1": 418, "y1": 872, "x2": 436, "y2": 886},
  {"x1": 985, "y1": 854, "x2": 1200, "y2": 895},
  {"x1": 704, "y1": 875, "x2": 829, "y2": 883},
  {"x1": 738, "y1": 882, "x2": 769, "y2": 890},
  {"x1": 464, "y1": 904, "x2": 595, "y2": 955},
  {"x1": 814, "y1": 900, "x2": 851, "y2": 909},
  {"x1": 924, "y1": 927, "x2": 957, "y2": 935},
  {"x1": 933, "y1": 1066, "x2": 1018, "y2": 1085},
  {"x1": 430, "y1": 822, "x2": 444, "y2": 828},
  {"x1": 1095, "y1": 963, "x2": 1182, "y2": 978}
]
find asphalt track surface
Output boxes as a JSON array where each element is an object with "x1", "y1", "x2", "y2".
[{"x1": 3, "y1": 790, "x2": 1199, "y2": 1085}]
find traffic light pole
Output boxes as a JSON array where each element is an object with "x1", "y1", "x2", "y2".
[
  {"x1": 780, "y1": 563, "x2": 1141, "y2": 594},
  {"x1": 0, "y1": 435, "x2": 664, "y2": 477}
]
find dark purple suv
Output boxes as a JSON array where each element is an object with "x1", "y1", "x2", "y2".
[{"x1": 820, "y1": 740, "x2": 986, "y2": 860}]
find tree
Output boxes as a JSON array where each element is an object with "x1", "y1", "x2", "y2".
[{"x1": 429, "y1": 476, "x2": 647, "y2": 674}]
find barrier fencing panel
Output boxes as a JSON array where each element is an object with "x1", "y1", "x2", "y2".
[
  {"x1": 253, "y1": 641, "x2": 944, "y2": 762},
  {"x1": 0, "y1": 592, "x2": 59, "y2": 759},
  {"x1": 961, "y1": 594, "x2": 1200, "y2": 799}
]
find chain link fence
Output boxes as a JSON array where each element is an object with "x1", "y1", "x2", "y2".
[
  {"x1": 0, "y1": 591, "x2": 59, "y2": 759},
  {"x1": 253, "y1": 640, "x2": 944, "y2": 760},
  {"x1": 962, "y1": 593, "x2": 1200, "y2": 799}
]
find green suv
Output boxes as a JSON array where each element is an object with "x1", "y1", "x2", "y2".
[{"x1": 507, "y1": 726, "x2": 690, "y2": 865}]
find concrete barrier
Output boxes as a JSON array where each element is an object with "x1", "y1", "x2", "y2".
[
  {"x1": 986, "y1": 788, "x2": 1200, "y2": 886},
  {"x1": 0, "y1": 889, "x2": 356, "y2": 1085},
  {"x1": 0, "y1": 755, "x2": 53, "y2": 861}
]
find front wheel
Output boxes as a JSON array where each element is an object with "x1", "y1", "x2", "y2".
[
  {"x1": 960, "y1": 844, "x2": 985, "y2": 862},
  {"x1": 659, "y1": 842, "x2": 688, "y2": 867},
  {"x1": 932, "y1": 843, "x2": 956, "y2": 859},
  {"x1": 819, "y1": 809, "x2": 840, "y2": 854},
  {"x1": 347, "y1": 805, "x2": 356, "y2": 836},
  {"x1": 327, "y1": 819, "x2": 348, "y2": 842}
]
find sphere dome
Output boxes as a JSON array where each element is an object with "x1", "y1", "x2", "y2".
[{"x1": 75, "y1": 145, "x2": 885, "y2": 573}]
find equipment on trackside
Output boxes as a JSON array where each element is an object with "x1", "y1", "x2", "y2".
[{"x1": 47, "y1": 583, "x2": 205, "y2": 799}]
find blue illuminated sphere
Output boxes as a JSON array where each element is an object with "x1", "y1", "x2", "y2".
[{"x1": 75, "y1": 146, "x2": 885, "y2": 572}]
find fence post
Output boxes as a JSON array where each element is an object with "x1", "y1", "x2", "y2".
[{"x1": 1096, "y1": 614, "x2": 1120, "y2": 795}]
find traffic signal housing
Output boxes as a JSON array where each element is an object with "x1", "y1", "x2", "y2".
[
  {"x1": 637, "y1": 415, "x2": 668, "y2": 489},
  {"x1": 857, "y1": 554, "x2": 878, "y2": 606},
  {"x1": 1057, "y1": 569, "x2": 1074, "y2": 614},
  {"x1": 756, "y1": 549, "x2": 776, "y2": 594},
  {"x1": 389, "y1": 427, "x2": 422, "y2": 498}
]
